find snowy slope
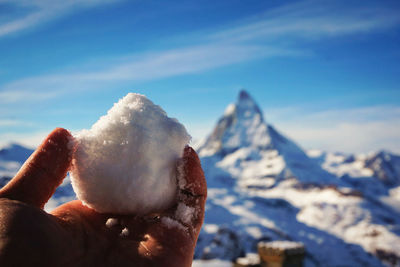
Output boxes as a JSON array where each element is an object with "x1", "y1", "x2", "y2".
[
  {"x1": 307, "y1": 149, "x2": 400, "y2": 213},
  {"x1": 0, "y1": 143, "x2": 33, "y2": 163},
  {"x1": 195, "y1": 91, "x2": 400, "y2": 267},
  {"x1": 0, "y1": 144, "x2": 34, "y2": 185},
  {"x1": 307, "y1": 149, "x2": 400, "y2": 187}
]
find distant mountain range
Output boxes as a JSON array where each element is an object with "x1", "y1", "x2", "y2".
[
  {"x1": 0, "y1": 143, "x2": 33, "y2": 163},
  {"x1": 0, "y1": 144, "x2": 34, "y2": 187},
  {"x1": 1, "y1": 91, "x2": 399, "y2": 266}
]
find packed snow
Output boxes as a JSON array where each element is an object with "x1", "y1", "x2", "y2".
[
  {"x1": 236, "y1": 253, "x2": 260, "y2": 265},
  {"x1": 259, "y1": 240, "x2": 304, "y2": 250},
  {"x1": 161, "y1": 216, "x2": 187, "y2": 231},
  {"x1": 175, "y1": 202, "x2": 196, "y2": 224},
  {"x1": 191, "y1": 259, "x2": 231, "y2": 267},
  {"x1": 70, "y1": 93, "x2": 191, "y2": 214}
]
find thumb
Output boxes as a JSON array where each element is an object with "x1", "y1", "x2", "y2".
[
  {"x1": 160, "y1": 146, "x2": 207, "y2": 237},
  {"x1": 0, "y1": 128, "x2": 73, "y2": 209},
  {"x1": 176, "y1": 146, "x2": 207, "y2": 235}
]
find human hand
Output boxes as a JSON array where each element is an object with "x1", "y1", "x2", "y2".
[{"x1": 0, "y1": 128, "x2": 207, "y2": 267}]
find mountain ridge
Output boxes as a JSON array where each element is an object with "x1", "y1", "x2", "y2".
[{"x1": 0, "y1": 143, "x2": 34, "y2": 164}]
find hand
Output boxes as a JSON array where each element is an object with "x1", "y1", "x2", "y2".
[{"x1": 0, "y1": 128, "x2": 207, "y2": 267}]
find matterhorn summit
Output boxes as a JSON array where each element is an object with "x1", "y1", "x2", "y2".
[
  {"x1": 197, "y1": 90, "x2": 336, "y2": 185},
  {"x1": 198, "y1": 90, "x2": 269, "y2": 156}
]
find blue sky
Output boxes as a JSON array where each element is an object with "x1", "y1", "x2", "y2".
[{"x1": 0, "y1": 0, "x2": 399, "y2": 153}]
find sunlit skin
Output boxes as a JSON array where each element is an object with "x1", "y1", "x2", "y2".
[{"x1": 0, "y1": 128, "x2": 207, "y2": 267}]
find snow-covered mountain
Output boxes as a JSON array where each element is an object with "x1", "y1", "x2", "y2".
[
  {"x1": 197, "y1": 90, "x2": 340, "y2": 186},
  {"x1": 0, "y1": 143, "x2": 76, "y2": 210},
  {"x1": 0, "y1": 143, "x2": 33, "y2": 163},
  {"x1": 1, "y1": 91, "x2": 400, "y2": 266},
  {"x1": 195, "y1": 91, "x2": 400, "y2": 267},
  {"x1": 0, "y1": 144, "x2": 34, "y2": 186}
]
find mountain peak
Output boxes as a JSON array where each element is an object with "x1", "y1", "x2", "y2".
[
  {"x1": 237, "y1": 89, "x2": 261, "y2": 108},
  {"x1": 198, "y1": 90, "x2": 269, "y2": 156},
  {"x1": 239, "y1": 89, "x2": 251, "y2": 101},
  {"x1": 235, "y1": 90, "x2": 264, "y2": 121},
  {"x1": 0, "y1": 143, "x2": 34, "y2": 164}
]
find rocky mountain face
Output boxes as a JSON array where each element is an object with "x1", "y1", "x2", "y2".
[
  {"x1": 1, "y1": 91, "x2": 400, "y2": 266},
  {"x1": 365, "y1": 151, "x2": 400, "y2": 186}
]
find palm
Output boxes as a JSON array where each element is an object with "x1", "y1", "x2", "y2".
[{"x1": 0, "y1": 128, "x2": 206, "y2": 267}]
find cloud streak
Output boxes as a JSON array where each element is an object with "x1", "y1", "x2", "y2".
[
  {"x1": 0, "y1": 119, "x2": 27, "y2": 127},
  {"x1": 0, "y1": 89, "x2": 58, "y2": 103},
  {"x1": 210, "y1": 0, "x2": 400, "y2": 43},
  {"x1": 267, "y1": 105, "x2": 400, "y2": 154},
  {"x1": 0, "y1": 130, "x2": 50, "y2": 148},
  {"x1": 0, "y1": 0, "x2": 121, "y2": 37},
  {"x1": 287, "y1": 121, "x2": 400, "y2": 154},
  {"x1": 0, "y1": 44, "x2": 302, "y2": 103}
]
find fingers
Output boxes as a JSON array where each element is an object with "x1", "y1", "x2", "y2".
[
  {"x1": 163, "y1": 146, "x2": 207, "y2": 237},
  {"x1": 0, "y1": 128, "x2": 73, "y2": 209},
  {"x1": 178, "y1": 146, "x2": 207, "y2": 197},
  {"x1": 51, "y1": 200, "x2": 110, "y2": 229}
]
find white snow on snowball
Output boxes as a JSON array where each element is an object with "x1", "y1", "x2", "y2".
[
  {"x1": 70, "y1": 93, "x2": 191, "y2": 214},
  {"x1": 161, "y1": 217, "x2": 187, "y2": 231},
  {"x1": 175, "y1": 202, "x2": 195, "y2": 224}
]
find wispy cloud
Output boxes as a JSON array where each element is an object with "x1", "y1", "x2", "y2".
[
  {"x1": 286, "y1": 120, "x2": 400, "y2": 154},
  {"x1": 0, "y1": 119, "x2": 27, "y2": 127},
  {"x1": 0, "y1": 126, "x2": 81, "y2": 148},
  {"x1": 0, "y1": 89, "x2": 58, "y2": 103},
  {"x1": 0, "y1": 130, "x2": 50, "y2": 148},
  {"x1": 0, "y1": 44, "x2": 301, "y2": 103},
  {"x1": 0, "y1": 0, "x2": 121, "y2": 37},
  {"x1": 210, "y1": 0, "x2": 400, "y2": 43},
  {"x1": 267, "y1": 105, "x2": 400, "y2": 154}
]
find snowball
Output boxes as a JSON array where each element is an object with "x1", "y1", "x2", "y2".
[
  {"x1": 175, "y1": 203, "x2": 195, "y2": 224},
  {"x1": 161, "y1": 217, "x2": 187, "y2": 231},
  {"x1": 70, "y1": 93, "x2": 191, "y2": 214}
]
